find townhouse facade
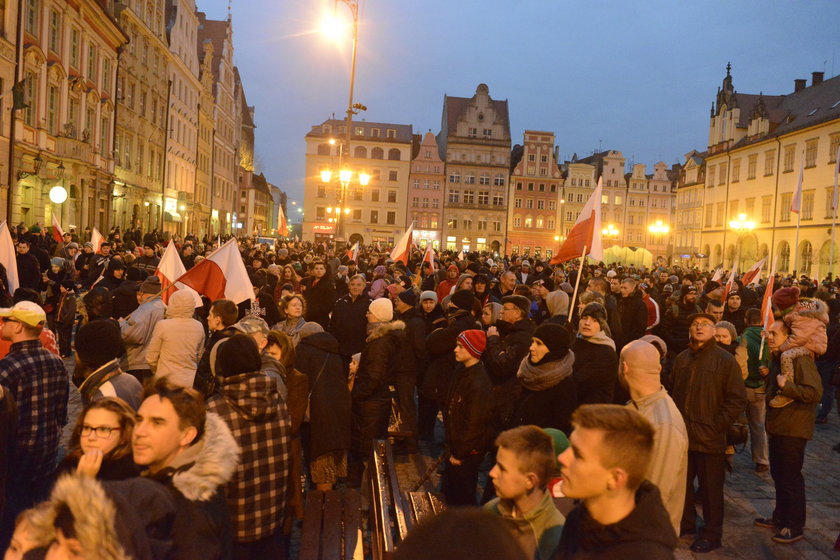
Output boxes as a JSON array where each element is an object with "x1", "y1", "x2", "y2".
[{"x1": 406, "y1": 131, "x2": 444, "y2": 249}]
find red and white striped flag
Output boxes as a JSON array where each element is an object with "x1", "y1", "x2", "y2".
[
  {"x1": 176, "y1": 238, "x2": 253, "y2": 304},
  {"x1": 155, "y1": 241, "x2": 203, "y2": 306},
  {"x1": 740, "y1": 257, "x2": 766, "y2": 286},
  {"x1": 760, "y1": 271, "x2": 775, "y2": 332},
  {"x1": 550, "y1": 177, "x2": 603, "y2": 264},
  {"x1": 423, "y1": 244, "x2": 436, "y2": 277},
  {"x1": 0, "y1": 222, "x2": 19, "y2": 293},
  {"x1": 721, "y1": 268, "x2": 737, "y2": 301},
  {"x1": 91, "y1": 227, "x2": 104, "y2": 253},
  {"x1": 389, "y1": 225, "x2": 413, "y2": 265},
  {"x1": 790, "y1": 157, "x2": 804, "y2": 214},
  {"x1": 345, "y1": 241, "x2": 359, "y2": 262},
  {"x1": 51, "y1": 214, "x2": 64, "y2": 244},
  {"x1": 710, "y1": 267, "x2": 723, "y2": 283}
]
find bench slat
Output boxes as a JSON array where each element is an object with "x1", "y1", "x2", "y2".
[
  {"x1": 344, "y1": 489, "x2": 363, "y2": 560},
  {"x1": 321, "y1": 491, "x2": 343, "y2": 560},
  {"x1": 300, "y1": 490, "x2": 325, "y2": 560}
]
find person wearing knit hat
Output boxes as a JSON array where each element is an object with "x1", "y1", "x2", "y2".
[
  {"x1": 138, "y1": 275, "x2": 162, "y2": 295},
  {"x1": 215, "y1": 333, "x2": 263, "y2": 377},
  {"x1": 571, "y1": 302, "x2": 619, "y2": 405},
  {"x1": 420, "y1": 290, "x2": 438, "y2": 303},
  {"x1": 531, "y1": 323, "x2": 571, "y2": 356},
  {"x1": 501, "y1": 294, "x2": 531, "y2": 318},
  {"x1": 450, "y1": 289, "x2": 476, "y2": 311},
  {"x1": 398, "y1": 289, "x2": 418, "y2": 308},
  {"x1": 713, "y1": 321, "x2": 738, "y2": 354},
  {"x1": 481, "y1": 301, "x2": 503, "y2": 328},
  {"x1": 367, "y1": 297, "x2": 394, "y2": 323},
  {"x1": 74, "y1": 319, "x2": 142, "y2": 410},
  {"x1": 444, "y1": 328, "x2": 494, "y2": 505},
  {"x1": 770, "y1": 286, "x2": 800, "y2": 315}
]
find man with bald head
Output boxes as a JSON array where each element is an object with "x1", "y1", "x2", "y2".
[{"x1": 620, "y1": 340, "x2": 688, "y2": 536}]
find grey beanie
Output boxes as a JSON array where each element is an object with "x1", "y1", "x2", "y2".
[{"x1": 420, "y1": 290, "x2": 438, "y2": 303}]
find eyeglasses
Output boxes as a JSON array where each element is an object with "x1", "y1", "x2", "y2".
[
  {"x1": 81, "y1": 425, "x2": 120, "y2": 438},
  {"x1": 691, "y1": 322, "x2": 715, "y2": 329},
  {"x1": 502, "y1": 306, "x2": 518, "y2": 312}
]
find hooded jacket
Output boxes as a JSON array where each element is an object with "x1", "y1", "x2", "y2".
[
  {"x1": 484, "y1": 318, "x2": 535, "y2": 427},
  {"x1": 77, "y1": 358, "x2": 143, "y2": 410},
  {"x1": 444, "y1": 361, "x2": 494, "y2": 461},
  {"x1": 207, "y1": 372, "x2": 291, "y2": 542},
  {"x1": 551, "y1": 481, "x2": 677, "y2": 560},
  {"x1": 352, "y1": 320, "x2": 407, "y2": 402},
  {"x1": 146, "y1": 289, "x2": 205, "y2": 387},
  {"x1": 146, "y1": 412, "x2": 239, "y2": 560},
  {"x1": 736, "y1": 325, "x2": 769, "y2": 388},
  {"x1": 421, "y1": 309, "x2": 480, "y2": 404},
  {"x1": 485, "y1": 491, "x2": 565, "y2": 560},
  {"x1": 120, "y1": 296, "x2": 166, "y2": 371},
  {"x1": 571, "y1": 334, "x2": 619, "y2": 405}
]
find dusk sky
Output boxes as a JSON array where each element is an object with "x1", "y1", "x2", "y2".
[{"x1": 197, "y1": 0, "x2": 839, "y2": 216}]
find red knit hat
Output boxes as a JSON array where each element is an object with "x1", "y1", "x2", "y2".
[
  {"x1": 457, "y1": 329, "x2": 486, "y2": 359},
  {"x1": 771, "y1": 286, "x2": 800, "y2": 314}
]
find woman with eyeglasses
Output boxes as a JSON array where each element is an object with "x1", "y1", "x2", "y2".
[{"x1": 58, "y1": 397, "x2": 139, "y2": 480}]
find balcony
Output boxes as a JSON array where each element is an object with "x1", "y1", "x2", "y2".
[{"x1": 55, "y1": 136, "x2": 91, "y2": 164}]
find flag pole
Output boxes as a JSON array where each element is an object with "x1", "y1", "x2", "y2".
[
  {"x1": 831, "y1": 146, "x2": 839, "y2": 280},
  {"x1": 758, "y1": 258, "x2": 776, "y2": 361},
  {"x1": 568, "y1": 245, "x2": 588, "y2": 316},
  {"x1": 793, "y1": 209, "x2": 801, "y2": 275}
]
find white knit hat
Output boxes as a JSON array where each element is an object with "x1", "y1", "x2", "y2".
[{"x1": 368, "y1": 298, "x2": 393, "y2": 322}]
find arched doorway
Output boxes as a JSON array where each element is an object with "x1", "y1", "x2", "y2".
[
  {"x1": 777, "y1": 241, "x2": 791, "y2": 273},
  {"x1": 819, "y1": 240, "x2": 839, "y2": 279},
  {"x1": 491, "y1": 240, "x2": 501, "y2": 254},
  {"x1": 739, "y1": 234, "x2": 758, "y2": 269},
  {"x1": 713, "y1": 244, "x2": 722, "y2": 267},
  {"x1": 725, "y1": 244, "x2": 736, "y2": 269},
  {"x1": 798, "y1": 240, "x2": 813, "y2": 277},
  {"x1": 759, "y1": 243, "x2": 768, "y2": 260}
]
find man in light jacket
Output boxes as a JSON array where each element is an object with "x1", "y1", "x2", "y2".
[{"x1": 120, "y1": 275, "x2": 166, "y2": 383}]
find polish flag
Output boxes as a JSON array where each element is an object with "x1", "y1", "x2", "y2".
[
  {"x1": 721, "y1": 268, "x2": 737, "y2": 301},
  {"x1": 741, "y1": 257, "x2": 766, "y2": 286},
  {"x1": 423, "y1": 244, "x2": 436, "y2": 277},
  {"x1": 550, "y1": 177, "x2": 603, "y2": 264},
  {"x1": 389, "y1": 224, "x2": 413, "y2": 265},
  {"x1": 51, "y1": 214, "x2": 64, "y2": 244},
  {"x1": 346, "y1": 241, "x2": 359, "y2": 262},
  {"x1": 0, "y1": 222, "x2": 19, "y2": 293},
  {"x1": 278, "y1": 204, "x2": 289, "y2": 237},
  {"x1": 761, "y1": 270, "x2": 775, "y2": 332},
  {"x1": 710, "y1": 267, "x2": 723, "y2": 283},
  {"x1": 790, "y1": 157, "x2": 804, "y2": 214},
  {"x1": 457, "y1": 250, "x2": 464, "y2": 262},
  {"x1": 175, "y1": 238, "x2": 253, "y2": 304},
  {"x1": 155, "y1": 241, "x2": 203, "y2": 306},
  {"x1": 91, "y1": 227, "x2": 104, "y2": 253}
]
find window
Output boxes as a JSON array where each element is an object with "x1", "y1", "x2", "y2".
[
  {"x1": 729, "y1": 200, "x2": 739, "y2": 219},
  {"x1": 762, "y1": 196, "x2": 772, "y2": 223},
  {"x1": 448, "y1": 190, "x2": 460, "y2": 203},
  {"x1": 718, "y1": 162, "x2": 727, "y2": 185},
  {"x1": 629, "y1": 199, "x2": 636, "y2": 207},
  {"x1": 465, "y1": 173, "x2": 475, "y2": 184},
  {"x1": 715, "y1": 202, "x2": 725, "y2": 226},
  {"x1": 805, "y1": 138, "x2": 818, "y2": 168},
  {"x1": 388, "y1": 148, "x2": 401, "y2": 161},
  {"x1": 372, "y1": 169, "x2": 380, "y2": 180},
  {"x1": 47, "y1": 85, "x2": 58, "y2": 135},
  {"x1": 528, "y1": 154, "x2": 535, "y2": 162},
  {"x1": 371, "y1": 147, "x2": 384, "y2": 159},
  {"x1": 541, "y1": 155, "x2": 548, "y2": 163},
  {"x1": 538, "y1": 183, "x2": 545, "y2": 192},
  {"x1": 494, "y1": 174, "x2": 505, "y2": 186},
  {"x1": 387, "y1": 190, "x2": 397, "y2": 203},
  {"x1": 449, "y1": 171, "x2": 460, "y2": 183},
  {"x1": 514, "y1": 198, "x2": 522, "y2": 208},
  {"x1": 371, "y1": 189, "x2": 379, "y2": 202},
  {"x1": 528, "y1": 182, "x2": 534, "y2": 191},
  {"x1": 370, "y1": 210, "x2": 378, "y2": 223},
  {"x1": 747, "y1": 154, "x2": 757, "y2": 179},
  {"x1": 25, "y1": 0, "x2": 38, "y2": 36},
  {"x1": 316, "y1": 207, "x2": 325, "y2": 219},
  {"x1": 550, "y1": 184, "x2": 557, "y2": 193},
  {"x1": 516, "y1": 182, "x2": 523, "y2": 191},
  {"x1": 783, "y1": 145, "x2": 795, "y2": 172},
  {"x1": 468, "y1": 127, "x2": 477, "y2": 136},
  {"x1": 48, "y1": 10, "x2": 61, "y2": 53},
  {"x1": 102, "y1": 58, "x2": 111, "y2": 93},
  {"x1": 370, "y1": 128, "x2": 380, "y2": 137},
  {"x1": 536, "y1": 218, "x2": 544, "y2": 228},
  {"x1": 780, "y1": 193, "x2": 791, "y2": 222},
  {"x1": 87, "y1": 42, "x2": 97, "y2": 81},
  {"x1": 493, "y1": 195, "x2": 504, "y2": 206},
  {"x1": 614, "y1": 195, "x2": 622, "y2": 205},
  {"x1": 422, "y1": 197, "x2": 429, "y2": 208},
  {"x1": 388, "y1": 170, "x2": 398, "y2": 181},
  {"x1": 639, "y1": 199, "x2": 646, "y2": 207},
  {"x1": 99, "y1": 116, "x2": 108, "y2": 156},
  {"x1": 548, "y1": 201, "x2": 556, "y2": 210},
  {"x1": 353, "y1": 209, "x2": 362, "y2": 221},
  {"x1": 70, "y1": 28, "x2": 80, "y2": 68},
  {"x1": 731, "y1": 159, "x2": 740, "y2": 182},
  {"x1": 479, "y1": 173, "x2": 490, "y2": 185},
  {"x1": 478, "y1": 191, "x2": 489, "y2": 205},
  {"x1": 707, "y1": 165, "x2": 716, "y2": 186},
  {"x1": 317, "y1": 185, "x2": 326, "y2": 198},
  {"x1": 526, "y1": 199, "x2": 533, "y2": 209},
  {"x1": 537, "y1": 200, "x2": 545, "y2": 209},
  {"x1": 704, "y1": 204, "x2": 713, "y2": 227},
  {"x1": 386, "y1": 129, "x2": 396, "y2": 139},
  {"x1": 483, "y1": 129, "x2": 491, "y2": 136},
  {"x1": 355, "y1": 126, "x2": 364, "y2": 136},
  {"x1": 802, "y1": 191, "x2": 814, "y2": 220},
  {"x1": 432, "y1": 199, "x2": 440, "y2": 208},
  {"x1": 463, "y1": 190, "x2": 474, "y2": 204},
  {"x1": 764, "y1": 149, "x2": 776, "y2": 176},
  {"x1": 23, "y1": 72, "x2": 36, "y2": 126},
  {"x1": 412, "y1": 197, "x2": 419, "y2": 208},
  {"x1": 433, "y1": 180, "x2": 440, "y2": 190},
  {"x1": 514, "y1": 217, "x2": 522, "y2": 227},
  {"x1": 353, "y1": 190, "x2": 363, "y2": 201},
  {"x1": 448, "y1": 220, "x2": 458, "y2": 229},
  {"x1": 601, "y1": 195, "x2": 609, "y2": 204}
]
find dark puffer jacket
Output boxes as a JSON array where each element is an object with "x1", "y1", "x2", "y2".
[
  {"x1": 617, "y1": 291, "x2": 648, "y2": 348},
  {"x1": 571, "y1": 336, "x2": 619, "y2": 405},
  {"x1": 444, "y1": 361, "x2": 495, "y2": 461},
  {"x1": 671, "y1": 340, "x2": 747, "y2": 454},
  {"x1": 352, "y1": 321, "x2": 407, "y2": 402},
  {"x1": 294, "y1": 331, "x2": 351, "y2": 459},
  {"x1": 661, "y1": 298, "x2": 701, "y2": 357},
  {"x1": 301, "y1": 275, "x2": 337, "y2": 329},
  {"x1": 328, "y1": 292, "x2": 372, "y2": 358},
  {"x1": 484, "y1": 318, "x2": 535, "y2": 426},
  {"x1": 420, "y1": 310, "x2": 480, "y2": 405}
]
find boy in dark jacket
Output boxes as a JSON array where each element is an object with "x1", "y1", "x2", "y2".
[
  {"x1": 55, "y1": 279, "x2": 77, "y2": 358},
  {"x1": 442, "y1": 329, "x2": 494, "y2": 506}
]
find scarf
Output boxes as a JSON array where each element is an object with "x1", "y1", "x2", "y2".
[
  {"x1": 580, "y1": 330, "x2": 616, "y2": 351},
  {"x1": 517, "y1": 350, "x2": 575, "y2": 391}
]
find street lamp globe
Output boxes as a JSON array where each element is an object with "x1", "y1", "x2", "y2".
[
  {"x1": 359, "y1": 172, "x2": 370, "y2": 186},
  {"x1": 339, "y1": 169, "x2": 352, "y2": 185},
  {"x1": 49, "y1": 185, "x2": 68, "y2": 204},
  {"x1": 320, "y1": 170, "x2": 332, "y2": 183}
]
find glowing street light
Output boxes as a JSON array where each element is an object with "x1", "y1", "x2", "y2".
[
  {"x1": 320, "y1": 169, "x2": 332, "y2": 183},
  {"x1": 729, "y1": 213, "x2": 755, "y2": 271},
  {"x1": 648, "y1": 219, "x2": 670, "y2": 235},
  {"x1": 601, "y1": 224, "x2": 619, "y2": 239}
]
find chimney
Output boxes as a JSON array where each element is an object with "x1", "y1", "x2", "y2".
[
  {"x1": 812, "y1": 71, "x2": 824, "y2": 86},
  {"x1": 794, "y1": 79, "x2": 807, "y2": 93}
]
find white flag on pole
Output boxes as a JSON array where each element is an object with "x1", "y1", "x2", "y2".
[{"x1": 0, "y1": 222, "x2": 19, "y2": 294}]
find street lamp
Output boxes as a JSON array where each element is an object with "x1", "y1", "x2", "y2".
[
  {"x1": 648, "y1": 219, "x2": 670, "y2": 257},
  {"x1": 602, "y1": 223, "x2": 619, "y2": 241},
  {"x1": 729, "y1": 213, "x2": 755, "y2": 272}
]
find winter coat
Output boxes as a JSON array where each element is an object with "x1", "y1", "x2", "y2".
[
  {"x1": 671, "y1": 340, "x2": 748, "y2": 454},
  {"x1": 194, "y1": 326, "x2": 239, "y2": 396},
  {"x1": 294, "y1": 331, "x2": 352, "y2": 459},
  {"x1": 133, "y1": 255, "x2": 160, "y2": 275},
  {"x1": 485, "y1": 491, "x2": 565, "y2": 560},
  {"x1": 108, "y1": 280, "x2": 139, "y2": 320},
  {"x1": 352, "y1": 320, "x2": 406, "y2": 402},
  {"x1": 736, "y1": 326, "x2": 769, "y2": 389},
  {"x1": 510, "y1": 352, "x2": 578, "y2": 435},
  {"x1": 765, "y1": 352, "x2": 822, "y2": 440},
  {"x1": 571, "y1": 334, "x2": 619, "y2": 405},
  {"x1": 398, "y1": 307, "x2": 428, "y2": 374},
  {"x1": 145, "y1": 412, "x2": 239, "y2": 560},
  {"x1": 146, "y1": 290, "x2": 205, "y2": 387},
  {"x1": 207, "y1": 372, "x2": 291, "y2": 542},
  {"x1": 617, "y1": 292, "x2": 648, "y2": 348},
  {"x1": 120, "y1": 297, "x2": 166, "y2": 371},
  {"x1": 57, "y1": 452, "x2": 140, "y2": 482},
  {"x1": 301, "y1": 275, "x2": 337, "y2": 329},
  {"x1": 77, "y1": 359, "x2": 143, "y2": 411},
  {"x1": 484, "y1": 318, "x2": 535, "y2": 425},
  {"x1": 421, "y1": 304, "x2": 447, "y2": 335},
  {"x1": 421, "y1": 309, "x2": 480, "y2": 404},
  {"x1": 444, "y1": 361, "x2": 495, "y2": 461},
  {"x1": 723, "y1": 306, "x2": 746, "y2": 334},
  {"x1": 368, "y1": 277, "x2": 389, "y2": 300},
  {"x1": 56, "y1": 291, "x2": 78, "y2": 327},
  {"x1": 661, "y1": 298, "x2": 701, "y2": 357},
  {"x1": 329, "y1": 292, "x2": 372, "y2": 357},
  {"x1": 552, "y1": 481, "x2": 677, "y2": 560},
  {"x1": 15, "y1": 251, "x2": 41, "y2": 290},
  {"x1": 780, "y1": 299, "x2": 829, "y2": 356}
]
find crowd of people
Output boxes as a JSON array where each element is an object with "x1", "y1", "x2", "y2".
[{"x1": 0, "y1": 223, "x2": 838, "y2": 559}]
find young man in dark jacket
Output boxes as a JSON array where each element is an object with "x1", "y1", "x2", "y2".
[
  {"x1": 754, "y1": 320, "x2": 822, "y2": 545},
  {"x1": 301, "y1": 259, "x2": 337, "y2": 330},
  {"x1": 194, "y1": 299, "x2": 239, "y2": 396},
  {"x1": 617, "y1": 278, "x2": 648, "y2": 349},
  {"x1": 394, "y1": 289, "x2": 426, "y2": 451},
  {"x1": 671, "y1": 312, "x2": 747, "y2": 553},
  {"x1": 443, "y1": 330, "x2": 494, "y2": 506},
  {"x1": 553, "y1": 404, "x2": 676, "y2": 559},
  {"x1": 329, "y1": 274, "x2": 371, "y2": 361}
]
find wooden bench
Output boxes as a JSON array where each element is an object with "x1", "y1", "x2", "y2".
[
  {"x1": 299, "y1": 489, "x2": 363, "y2": 560},
  {"x1": 369, "y1": 439, "x2": 446, "y2": 559}
]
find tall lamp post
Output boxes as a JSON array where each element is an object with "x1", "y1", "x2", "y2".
[
  {"x1": 647, "y1": 219, "x2": 670, "y2": 262},
  {"x1": 729, "y1": 213, "x2": 755, "y2": 273},
  {"x1": 321, "y1": 167, "x2": 369, "y2": 241}
]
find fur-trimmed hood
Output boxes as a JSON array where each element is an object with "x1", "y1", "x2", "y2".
[
  {"x1": 366, "y1": 319, "x2": 406, "y2": 342},
  {"x1": 168, "y1": 412, "x2": 240, "y2": 502},
  {"x1": 790, "y1": 298, "x2": 829, "y2": 324},
  {"x1": 28, "y1": 475, "x2": 130, "y2": 560}
]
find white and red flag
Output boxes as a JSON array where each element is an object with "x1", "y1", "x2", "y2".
[
  {"x1": 277, "y1": 204, "x2": 289, "y2": 237},
  {"x1": 176, "y1": 238, "x2": 253, "y2": 304},
  {"x1": 51, "y1": 214, "x2": 64, "y2": 244},
  {"x1": 389, "y1": 224, "x2": 413, "y2": 265},
  {"x1": 423, "y1": 244, "x2": 436, "y2": 277},
  {"x1": 550, "y1": 177, "x2": 603, "y2": 264},
  {"x1": 790, "y1": 157, "x2": 804, "y2": 214},
  {"x1": 345, "y1": 241, "x2": 359, "y2": 262},
  {"x1": 91, "y1": 227, "x2": 104, "y2": 253},
  {"x1": 761, "y1": 272, "x2": 775, "y2": 332},
  {"x1": 0, "y1": 222, "x2": 19, "y2": 293},
  {"x1": 710, "y1": 267, "x2": 723, "y2": 283},
  {"x1": 741, "y1": 257, "x2": 766, "y2": 286},
  {"x1": 155, "y1": 241, "x2": 203, "y2": 306},
  {"x1": 457, "y1": 250, "x2": 464, "y2": 262},
  {"x1": 721, "y1": 268, "x2": 737, "y2": 301}
]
